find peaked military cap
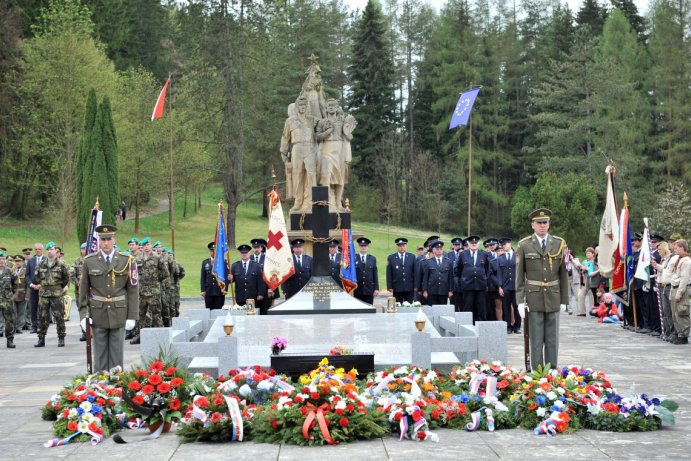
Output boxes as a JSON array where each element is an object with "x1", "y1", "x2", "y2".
[
  {"x1": 14, "y1": 255, "x2": 23, "y2": 262},
  {"x1": 357, "y1": 237, "x2": 371, "y2": 246},
  {"x1": 528, "y1": 208, "x2": 552, "y2": 222},
  {"x1": 395, "y1": 237, "x2": 408, "y2": 245},
  {"x1": 237, "y1": 244, "x2": 252, "y2": 253},
  {"x1": 466, "y1": 235, "x2": 481, "y2": 244},
  {"x1": 22, "y1": 248, "x2": 32, "y2": 253},
  {"x1": 632, "y1": 232, "x2": 643, "y2": 241},
  {"x1": 451, "y1": 237, "x2": 463, "y2": 245},
  {"x1": 291, "y1": 238, "x2": 305, "y2": 247},
  {"x1": 330, "y1": 239, "x2": 340, "y2": 247},
  {"x1": 500, "y1": 237, "x2": 513, "y2": 245},
  {"x1": 208, "y1": 241, "x2": 216, "y2": 250},
  {"x1": 430, "y1": 239, "x2": 444, "y2": 248},
  {"x1": 251, "y1": 238, "x2": 267, "y2": 247},
  {"x1": 95, "y1": 224, "x2": 117, "y2": 238},
  {"x1": 650, "y1": 234, "x2": 665, "y2": 243},
  {"x1": 424, "y1": 235, "x2": 440, "y2": 247}
]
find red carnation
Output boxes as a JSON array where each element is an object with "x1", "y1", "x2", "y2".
[
  {"x1": 416, "y1": 431, "x2": 426, "y2": 440},
  {"x1": 135, "y1": 369, "x2": 148, "y2": 378},
  {"x1": 148, "y1": 374, "x2": 163, "y2": 386},
  {"x1": 157, "y1": 383, "x2": 171, "y2": 394},
  {"x1": 165, "y1": 367, "x2": 177, "y2": 376},
  {"x1": 339, "y1": 417, "x2": 349, "y2": 427},
  {"x1": 67, "y1": 421, "x2": 78, "y2": 432},
  {"x1": 310, "y1": 392, "x2": 319, "y2": 400},
  {"x1": 335, "y1": 408, "x2": 344, "y2": 415},
  {"x1": 300, "y1": 407, "x2": 309, "y2": 416},
  {"x1": 294, "y1": 395, "x2": 304, "y2": 403},
  {"x1": 77, "y1": 394, "x2": 87, "y2": 402},
  {"x1": 302, "y1": 386, "x2": 310, "y2": 394},
  {"x1": 128, "y1": 381, "x2": 142, "y2": 391},
  {"x1": 141, "y1": 384, "x2": 154, "y2": 395},
  {"x1": 196, "y1": 397, "x2": 209, "y2": 408},
  {"x1": 67, "y1": 394, "x2": 76, "y2": 402},
  {"x1": 431, "y1": 409, "x2": 440, "y2": 420},
  {"x1": 269, "y1": 368, "x2": 277, "y2": 376},
  {"x1": 169, "y1": 398, "x2": 181, "y2": 411},
  {"x1": 170, "y1": 377, "x2": 184, "y2": 388},
  {"x1": 254, "y1": 365, "x2": 261, "y2": 374},
  {"x1": 210, "y1": 412, "x2": 222, "y2": 424},
  {"x1": 149, "y1": 361, "x2": 164, "y2": 372},
  {"x1": 271, "y1": 419, "x2": 279, "y2": 429},
  {"x1": 412, "y1": 410, "x2": 422, "y2": 422},
  {"x1": 132, "y1": 395, "x2": 145, "y2": 405},
  {"x1": 96, "y1": 397, "x2": 105, "y2": 406},
  {"x1": 217, "y1": 375, "x2": 226, "y2": 382},
  {"x1": 346, "y1": 403, "x2": 355, "y2": 412},
  {"x1": 497, "y1": 380, "x2": 509, "y2": 389},
  {"x1": 528, "y1": 403, "x2": 538, "y2": 411},
  {"x1": 394, "y1": 412, "x2": 403, "y2": 421}
]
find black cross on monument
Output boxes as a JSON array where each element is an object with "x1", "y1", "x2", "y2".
[{"x1": 289, "y1": 186, "x2": 350, "y2": 276}]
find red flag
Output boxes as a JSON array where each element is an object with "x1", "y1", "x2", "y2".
[{"x1": 151, "y1": 78, "x2": 170, "y2": 121}]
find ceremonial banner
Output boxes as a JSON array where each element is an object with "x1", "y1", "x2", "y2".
[
  {"x1": 263, "y1": 189, "x2": 294, "y2": 290},
  {"x1": 611, "y1": 205, "x2": 632, "y2": 305},
  {"x1": 213, "y1": 204, "x2": 230, "y2": 291},
  {"x1": 634, "y1": 220, "x2": 651, "y2": 282},
  {"x1": 449, "y1": 87, "x2": 480, "y2": 129},
  {"x1": 85, "y1": 202, "x2": 102, "y2": 255},
  {"x1": 340, "y1": 229, "x2": 358, "y2": 295},
  {"x1": 151, "y1": 77, "x2": 170, "y2": 121},
  {"x1": 598, "y1": 165, "x2": 619, "y2": 278}
]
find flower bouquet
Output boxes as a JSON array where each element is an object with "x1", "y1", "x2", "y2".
[
  {"x1": 217, "y1": 366, "x2": 292, "y2": 404},
  {"x1": 400, "y1": 301, "x2": 422, "y2": 308},
  {"x1": 385, "y1": 395, "x2": 439, "y2": 442},
  {"x1": 271, "y1": 336, "x2": 287, "y2": 355},
  {"x1": 329, "y1": 345, "x2": 352, "y2": 356},
  {"x1": 365, "y1": 366, "x2": 445, "y2": 399}
]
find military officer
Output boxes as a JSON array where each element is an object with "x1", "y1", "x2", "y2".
[
  {"x1": 230, "y1": 244, "x2": 265, "y2": 309},
  {"x1": 516, "y1": 208, "x2": 569, "y2": 370},
  {"x1": 283, "y1": 239, "x2": 312, "y2": 299},
  {"x1": 12, "y1": 255, "x2": 28, "y2": 336},
  {"x1": 454, "y1": 235, "x2": 490, "y2": 322},
  {"x1": 250, "y1": 238, "x2": 273, "y2": 313},
  {"x1": 127, "y1": 237, "x2": 139, "y2": 256},
  {"x1": 498, "y1": 238, "x2": 519, "y2": 333},
  {"x1": 386, "y1": 238, "x2": 416, "y2": 303},
  {"x1": 421, "y1": 240, "x2": 454, "y2": 305},
  {"x1": 201, "y1": 242, "x2": 226, "y2": 310},
  {"x1": 487, "y1": 244, "x2": 504, "y2": 320},
  {"x1": 328, "y1": 239, "x2": 342, "y2": 287},
  {"x1": 0, "y1": 251, "x2": 19, "y2": 348},
  {"x1": 79, "y1": 225, "x2": 139, "y2": 371},
  {"x1": 414, "y1": 236, "x2": 438, "y2": 302},
  {"x1": 446, "y1": 237, "x2": 464, "y2": 312},
  {"x1": 71, "y1": 243, "x2": 87, "y2": 341},
  {"x1": 130, "y1": 237, "x2": 168, "y2": 344},
  {"x1": 34, "y1": 241, "x2": 70, "y2": 347},
  {"x1": 354, "y1": 237, "x2": 379, "y2": 304}
]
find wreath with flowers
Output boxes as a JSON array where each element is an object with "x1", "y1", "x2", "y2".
[
  {"x1": 364, "y1": 366, "x2": 445, "y2": 400},
  {"x1": 215, "y1": 366, "x2": 292, "y2": 404}
]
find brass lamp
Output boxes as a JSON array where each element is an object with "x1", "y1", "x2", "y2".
[
  {"x1": 223, "y1": 312, "x2": 235, "y2": 336},
  {"x1": 415, "y1": 308, "x2": 426, "y2": 332}
]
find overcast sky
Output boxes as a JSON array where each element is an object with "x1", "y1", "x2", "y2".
[{"x1": 347, "y1": 0, "x2": 651, "y2": 16}]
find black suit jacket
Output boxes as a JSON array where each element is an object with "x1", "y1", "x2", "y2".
[
  {"x1": 454, "y1": 249, "x2": 489, "y2": 291},
  {"x1": 283, "y1": 254, "x2": 312, "y2": 297},
  {"x1": 498, "y1": 252, "x2": 516, "y2": 291},
  {"x1": 26, "y1": 256, "x2": 41, "y2": 287},
  {"x1": 355, "y1": 254, "x2": 378, "y2": 296},
  {"x1": 386, "y1": 252, "x2": 415, "y2": 293}
]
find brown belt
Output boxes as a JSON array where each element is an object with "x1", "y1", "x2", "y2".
[
  {"x1": 91, "y1": 295, "x2": 126, "y2": 302},
  {"x1": 527, "y1": 280, "x2": 559, "y2": 287}
]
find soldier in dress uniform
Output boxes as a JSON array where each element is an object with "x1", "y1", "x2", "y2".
[
  {"x1": 201, "y1": 242, "x2": 226, "y2": 310},
  {"x1": 283, "y1": 239, "x2": 312, "y2": 299},
  {"x1": 498, "y1": 238, "x2": 519, "y2": 333},
  {"x1": 71, "y1": 243, "x2": 87, "y2": 341},
  {"x1": 454, "y1": 235, "x2": 490, "y2": 322},
  {"x1": 386, "y1": 238, "x2": 416, "y2": 303},
  {"x1": 516, "y1": 208, "x2": 569, "y2": 370},
  {"x1": 328, "y1": 239, "x2": 342, "y2": 286},
  {"x1": 0, "y1": 251, "x2": 19, "y2": 348},
  {"x1": 34, "y1": 241, "x2": 70, "y2": 347},
  {"x1": 79, "y1": 225, "x2": 139, "y2": 371},
  {"x1": 12, "y1": 255, "x2": 28, "y2": 336},
  {"x1": 153, "y1": 242, "x2": 172, "y2": 327},
  {"x1": 129, "y1": 237, "x2": 168, "y2": 344},
  {"x1": 414, "y1": 236, "x2": 438, "y2": 302},
  {"x1": 421, "y1": 240, "x2": 454, "y2": 305},
  {"x1": 230, "y1": 244, "x2": 265, "y2": 309},
  {"x1": 354, "y1": 237, "x2": 378, "y2": 304},
  {"x1": 250, "y1": 238, "x2": 272, "y2": 314}
]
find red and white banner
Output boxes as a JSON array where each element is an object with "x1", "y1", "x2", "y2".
[
  {"x1": 262, "y1": 189, "x2": 294, "y2": 290},
  {"x1": 598, "y1": 165, "x2": 619, "y2": 278},
  {"x1": 151, "y1": 77, "x2": 170, "y2": 121}
]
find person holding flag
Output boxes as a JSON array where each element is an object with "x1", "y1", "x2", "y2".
[
  {"x1": 262, "y1": 189, "x2": 294, "y2": 305},
  {"x1": 340, "y1": 229, "x2": 358, "y2": 295},
  {"x1": 201, "y1": 241, "x2": 226, "y2": 310}
]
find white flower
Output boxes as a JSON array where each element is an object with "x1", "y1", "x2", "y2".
[
  {"x1": 335, "y1": 400, "x2": 347, "y2": 410},
  {"x1": 78, "y1": 421, "x2": 90, "y2": 433},
  {"x1": 587, "y1": 403, "x2": 601, "y2": 415},
  {"x1": 536, "y1": 407, "x2": 546, "y2": 417},
  {"x1": 553, "y1": 400, "x2": 564, "y2": 409},
  {"x1": 483, "y1": 396, "x2": 498, "y2": 405},
  {"x1": 535, "y1": 388, "x2": 544, "y2": 394},
  {"x1": 68, "y1": 408, "x2": 78, "y2": 418},
  {"x1": 494, "y1": 401, "x2": 509, "y2": 412},
  {"x1": 539, "y1": 378, "x2": 548, "y2": 385},
  {"x1": 523, "y1": 376, "x2": 533, "y2": 383},
  {"x1": 546, "y1": 391, "x2": 557, "y2": 401},
  {"x1": 557, "y1": 387, "x2": 565, "y2": 395},
  {"x1": 278, "y1": 396, "x2": 291, "y2": 406},
  {"x1": 83, "y1": 412, "x2": 95, "y2": 423},
  {"x1": 239, "y1": 384, "x2": 253, "y2": 398},
  {"x1": 396, "y1": 366, "x2": 409, "y2": 376},
  {"x1": 424, "y1": 371, "x2": 438, "y2": 383},
  {"x1": 80, "y1": 401, "x2": 92, "y2": 412}
]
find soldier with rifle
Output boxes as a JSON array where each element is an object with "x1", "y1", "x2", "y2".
[{"x1": 79, "y1": 225, "x2": 139, "y2": 372}]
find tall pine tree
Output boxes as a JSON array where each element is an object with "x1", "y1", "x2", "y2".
[
  {"x1": 100, "y1": 95, "x2": 120, "y2": 221},
  {"x1": 76, "y1": 88, "x2": 98, "y2": 243}
]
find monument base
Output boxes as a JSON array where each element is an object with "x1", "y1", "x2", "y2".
[{"x1": 270, "y1": 276, "x2": 376, "y2": 315}]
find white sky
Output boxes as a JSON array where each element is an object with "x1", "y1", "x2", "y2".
[{"x1": 347, "y1": 0, "x2": 651, "y2": 16}]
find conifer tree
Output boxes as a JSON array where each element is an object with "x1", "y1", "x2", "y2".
[
  {"x1": 76, "y1": 88, "x2": 98, "y2": 243},
  {"x1": 100, "y1": 95, "x2": 120, "y2": 221}
]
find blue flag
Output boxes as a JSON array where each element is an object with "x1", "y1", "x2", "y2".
[
  {"x1": 449, "y1": 87, "x2": 480, "y2": 129},
  {"x1": 340, "y1": 228, "x2": 358, "y2": 295},
  {"x1": 213, "y1": 204, "x2": 230, "y2": 291}
]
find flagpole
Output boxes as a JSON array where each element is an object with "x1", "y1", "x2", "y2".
[
  {"x1": 168, "y1": 74, "x2": 175, "y2": 254},
  {"x1": 467, "y1": 108, "x2": 473, "y2": 236}
]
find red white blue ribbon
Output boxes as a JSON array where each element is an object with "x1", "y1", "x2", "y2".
[
  {"x1": 223, "y1": 395, "x2": 244, "y2": 442},
  {"x1": 192, "y1": 395, "x2": 209, "y2": 423},
  {"x1": 469, "y1": 374, "x2": 498, "y2": 397},
  {"x1": 44, "y1": 430, "x2": 104, "y2": 447},
  {"x1": 485, "y1": 408, "x2": 495, "y2": 431},
  {"x1": 268, "y1": 376, "x2": 295, "y2": 393},
  {"x1": 465, "y1": 408, "x2": 483, "y2": 431}
]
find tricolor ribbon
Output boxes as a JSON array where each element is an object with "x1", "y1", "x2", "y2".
[
  {"x1": 399, "y1": 413, "x2": 409, "y2": 440},
  {"x1": 268, "y1": 376, "x2": 295, "y2": 393},
  {"x1": 465, "y1": 408, "x2": 483, "y2": 431},
  {"x1": 223, "y1": 395, "x2": 244, "y2": 442},
  {"x1": 485, "y1": 408, "x2": 495, "y2": 431},
  {"x1": 191, "y1": 395, "x2": 209, "y2": 423},
  {"x1": 126, "y1": 418, "x2": 146, "y2": 429},
  {"x1": 370, "y1": 374, "x2": 421, "y2": 397},
  {"x1": 469, "y1": 374, "x2": 497, "y2": 397},
  {"x1": 302, "y1": 403, "x2": 335, "y2": 445},
  {"x1": 44, "y1": 429, "x2": 104, "y2": 447}
]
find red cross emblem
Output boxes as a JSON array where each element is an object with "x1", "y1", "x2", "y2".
[{"x1": 268, "y1": 230, "x2": 283, "y2": 250}]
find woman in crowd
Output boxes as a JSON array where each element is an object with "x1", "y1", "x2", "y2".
[{"x1": 651, "y1": 242, "x2": 676, "y2": 340}]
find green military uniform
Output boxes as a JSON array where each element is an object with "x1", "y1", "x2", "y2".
[
  {"x1": 79, "y1": 225, "x2": 140, "y2": 371},
  {"x1": 171, "y1": 254, "x2": 185, "y2": 318},
  {"x1": 0, "y1": 253, "x2": 19, "y2": 348},
  {"x1": 134, "y1": 238, "x2": 169, "y2": 340},
  {"x1": 71, "y1": 254, "x2": 85, "y2": 319},
  {"x1": 13, "y1": 257, "x2": 28, "y2": 333},
  {"x1": 35, "y1": 243, "x2": 70, "y2": 347},
  {"x1": 515, "y1": 209, "x2": 569, "y2": 370},
  {"x1": 156, "y1": 244, "x2": 173, "y2": 327}
]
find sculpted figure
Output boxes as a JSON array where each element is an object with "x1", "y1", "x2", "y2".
[{"x1": 316, "y1": 99, "x2": 355, "y2": 211}]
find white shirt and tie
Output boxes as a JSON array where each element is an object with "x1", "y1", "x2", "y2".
[
  {"x1": 535, "y1": 234, "x2": 549, "y2": 251},
  {"x1": 101, "y1": 250, "x2": 115, "y2": 267}
]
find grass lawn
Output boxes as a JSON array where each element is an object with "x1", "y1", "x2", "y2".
[{"x1": 0, "y1": 184, "x2": 465, "y2": 296}]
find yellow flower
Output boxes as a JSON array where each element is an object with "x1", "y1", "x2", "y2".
[{"x1": 319, "y1": 358, "x2": 330, "y2": 366}]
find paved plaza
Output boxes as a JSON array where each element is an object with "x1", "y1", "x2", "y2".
[{"x1": 0, "y1": 300, "x2": 688, "y2": 460}]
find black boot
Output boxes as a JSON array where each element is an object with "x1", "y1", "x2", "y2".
[
  {"x1": 125, "y1": 329, "x2": 133, "y2": 340},
  {"x1": 15, "y1": 329, "x2": 22, "y2": 335},
  {"x1": 129, "y1": 335, "x2": 140, "y2": 345},
  {"x1": 58, "y1": 337, "x2": 65, "y2": 347},
  {"x1": 0, "y1": 331, "x2": 4, "y2": 338},
  {"x1": 7, "y1": 339, "x2": 15, "y2": 349},
  {"x1": 34, "y1": 336, "x2": 45, "y2": 347},
  {"x1": 79, "y1": 330, "x2": 86, "y2": 342}
]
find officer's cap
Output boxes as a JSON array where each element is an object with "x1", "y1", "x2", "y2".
[
  {"x1": 417, "y1": 245, "x2": 424, "y2": 250},
  {"x1": 430, "y1": 240, "x2": 444, "y2": 249},
  {"x1": 466, "y1": 235, "x2": 481, "y2": 244},
  {"x1": 291, "y1": 239, "x2": 305, "y2": 247},
  {"x1": 500, "y1": 237, "x2": 513, "y2": 245},
  {"x1": 632, "y1": 232, "x2": 643, "y2": 241},
  {"x1": 395, "y1": 237, "x2": 408, "y2": 245},
  {"x1": 650, "y1": 234, "x2": 665, "y2": 243},
  {"x1": 330, "y1": 239, "x2": 339, "y2": 247},
  {"x1": 22, "y1": 248, "x2": 32, "y2": 254},
  {"x1": 237, "y1": 244, "x2": 252, "y2": 253},
  {"x1": 528, "y1": 208, "x2": 552, "y2": 222},
  {"x1": 424, "y1": 235, "x2": 440, "y2": 247},
  {"x1": 451, "y1": 237, "x2": 463, "y2": 245},
  {"x1": 140, "y1": 237, "x2": 151, "y2": 246},
  {"x1": 14, "y1": 255, "x2": 23, "y2": 262},
  {"x1": 95, "y1": 224, "x2": 117, "y2": 238},
  {"x1": 251, "y1": 238, "x2": 267, "y2": 247},
  {"x1": 357, "y1": 237, "x2": 371, "y2": 246},
  {"x1": 208, "y1": 241, "x2": 216, "y2": 250},
  {"x1": 128, "y1": 237, "x2": 139, "y2": 245},
  {"x1": 45, "y1": 241, "x2": 57, "y2": 250}
]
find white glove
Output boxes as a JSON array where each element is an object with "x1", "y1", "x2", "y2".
[
  {"x1": 518, "y1": 303, "x2": 528, "y2": 319},
  {"x1": 125, "y1": 319, "x2": 136, "y2": 331},
  {"x1": 80, "y1": 318, "x2": 92, "y2": 331},
  {"x1": 559, "y1": 304, "x2": 567, "y2": 312}
]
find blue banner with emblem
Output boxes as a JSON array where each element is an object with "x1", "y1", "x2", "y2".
[
  {"x1": 449, "y1": 87, "x2": 480, "y2": 129},
  {"x1": 340, "y1": 228, "x2": 358, "y2": 295},
  {"x1": 213, "y1": 203, "x2": 230, "y2": 291}
]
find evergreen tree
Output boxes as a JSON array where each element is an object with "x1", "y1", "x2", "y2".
[
  {"x1": 347, "y1": 0, "x2": 397, "y2": 184},
  {"x1": 76, "y1": 88, "x2": 98, "y2": 242},
  {"x1": 100, "y1": 95, "x2": 120, "y2": 221},
  {"x1": 609, "y1": 0, "x2": 647, "y2": 41},
  {"x1": 576, "y1": 0, "x2": 607, "y2": 36}
]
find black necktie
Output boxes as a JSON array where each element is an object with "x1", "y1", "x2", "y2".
[
  {"x1": 541, "y1": 240, "x2": 546, "y2": 251},
  {"x1": 296, "y1": 257, "x2": 301, "y2": 269},
  {"x1": 362, "y1": 255, "x2": 366, "y2": 264},
  {"x1": 243, "y1": 261, "x2": 247, "y2": 273},
  {"x1": 105, "y1": 255, "x2": 110, "y2": 265}
]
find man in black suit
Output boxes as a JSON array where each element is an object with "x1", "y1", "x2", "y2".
[
  {"x1": 485, "y1": 238, "x2": 501, "y2": 320},
  {"x1": 201, "y1": 242, "x2": 226, "y2": 310},
  {"x1": 354, "y1": 237, "x2": 378, "y2": 304},
  {"x1": 446, "y1": 237, "x2": 464, "y2": 311},
  {"x1": 230, "y1": 244, "x2": 265, "y2": 309},
  {"x1": 250, "y1": 238, "x2": 273, "y2": 314},
  {"x1": 498, "y1": 238, "x2": 519, "y2": 333},
  {"x1": 26, "y1": 243, "x2": 44, "y2": 333},
  {"x1": 283, "y1": 239, "x2": 312, "y2": 299},
  {"x1": 386, "y1": 238, "x2": 416, "y2": 303},
  {"x1": 414, "y1": 236, "x2": 438, "y2": 303},
  {"x1": 454, "y1": 235, "x2": 490, "y2": 322},
  {"x1": 421, "y1": 240, "x2": 454, "y2": 305},
  {"x1": 328, "y1": 239, "x2": 342, "y2": 286}
]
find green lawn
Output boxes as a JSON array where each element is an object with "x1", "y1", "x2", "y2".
[{"x1": 0, "y1": 184, "x2": 464, "y2": 296}]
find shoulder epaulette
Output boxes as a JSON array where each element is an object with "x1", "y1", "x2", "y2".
[
  {"x1": 551, "y1": 235, "x2": 564, "y2": 242},
  {"x1": 519, "y1": 236, "x2": 531, "y2": 244},
  {"x1": 85, "y1": 252, "x2": 99, "y2": 259}
]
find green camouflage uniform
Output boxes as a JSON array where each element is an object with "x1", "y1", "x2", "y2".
[
  {"x1": 35, "y1": 257, "x2": 70, "y2": 339},
  {"x1": 160, "y1": 255, "x2": 174, "y2": 327},
  {"x1": 172, "y1": 260, "x2": 186, "y2": 317},
  {"x1": 14, "y1": 265, "x2": 28, "y2": 330},
  {"x1": 136, "y1": 252, "x2": 169, "y2": 331},
  {"x1": 71, "y1": 256, "x2": 85, "y2": 320},
  {"x1": 1, "y1": 268, "x2": 19, "y2": 341}
]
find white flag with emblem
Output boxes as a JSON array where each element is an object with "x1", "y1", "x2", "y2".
[
  {"x1": 263, "y1": 189, "x2": 295, "y2": 290},
  {"x1": 634, "y1": 219, "x2": 651, "y2": 282},
  {"x1": 598, "y1": 165, "x2": 619, "y2": 278}
]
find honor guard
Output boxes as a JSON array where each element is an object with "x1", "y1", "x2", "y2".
[
  {"x1": 283, "y1": 239, "x2": 312, "y2": 299},
  {"x1": 386, "y1": 238, "x2": 416, "y2": 303},
  {"x1": 230, "y1": 244, "x2": 265, "y2": 308},
  {"x1": 421, "y1": 240, "x2": 454, "y2": 305},
  {"x1": 328, "y1": 239, "x2": 342, "y2": 286},
  {"x1": 516, "y1": 208, "x2": 569, "y2": 370},
  {"x1": 454, "y1": 235, "x2": 490, "y2": 322},
  {"x1": 250, "y1": 238, "x2": 273, "y2": 314},
  {"x1": 447, "y1": 237, "x2": 464, "y2": 311},
  {"x1": 414, "y1": 236, "x2": 438, "y2": 302},
  {"x1": 354, "y1": 237, "x2": 379, "y2": 304},
  {"x1": 498, "y1": 238, "x2": 519, "y2": 333},
  {"x1": 201, "y1": 242, "x2": 227, "y2": 310}
]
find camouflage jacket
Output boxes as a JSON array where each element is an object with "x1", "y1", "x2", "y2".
[
  {"x1": 35, "y1": 258, "x2": 70, "y2": 297},
  {"x1": 70, "y1": 256, "x2": 84, "y2": 290},
  {"x1": 0, "y1": 267, "x2": 18, "y2": 305},
  {"x1": 137, "y1": 253, "x2": 169, "y2": 297},
  {"x1": 172, "y1": 261, "x2": 186, "y2": 286},
  {"x1": 15, "y1": 265, "x2": 27, "y2": 298}
]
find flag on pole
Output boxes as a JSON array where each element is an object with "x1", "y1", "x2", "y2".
[
  {"x1": 634, "y1": 219, "x2": 651, "y2": 282},
  {"x1": 263, "y1": 189, "x2": 294, "y2": 290},
  {"x1": 151, "y1": 77, "x2": 170, "y2": 121},
  {"x1": 212, "y1": 203, "x2": 230, "y2": 291},
  {"x1": 598, "y1": 165, "x2": 620, "y2": 278},
  {"x1": 85, "y1": 200, "x2": 103, "y2": 254},
  {"x1": 611, "y1": 202, "x2": 632, "y2": 305},
  {"x1": 340, "y1": 229, "x2": 358, "y2": 295},
  {"x1": 449, "y1": 87, "x2": 480, "y2": 129}
]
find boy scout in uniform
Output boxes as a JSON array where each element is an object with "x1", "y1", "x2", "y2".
[
  {"x1": 0, "y1": 252, "x2": 19, "y2": 348},
  {"x1": 79, "y1": 225, "x2": 139, "y2": 371},
  {"x1": 34, "y1": 241, "x2": 70, "y2": 347},
  {"x1": 516, "y1": 208, "x2": 569, "y2": 370}
]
